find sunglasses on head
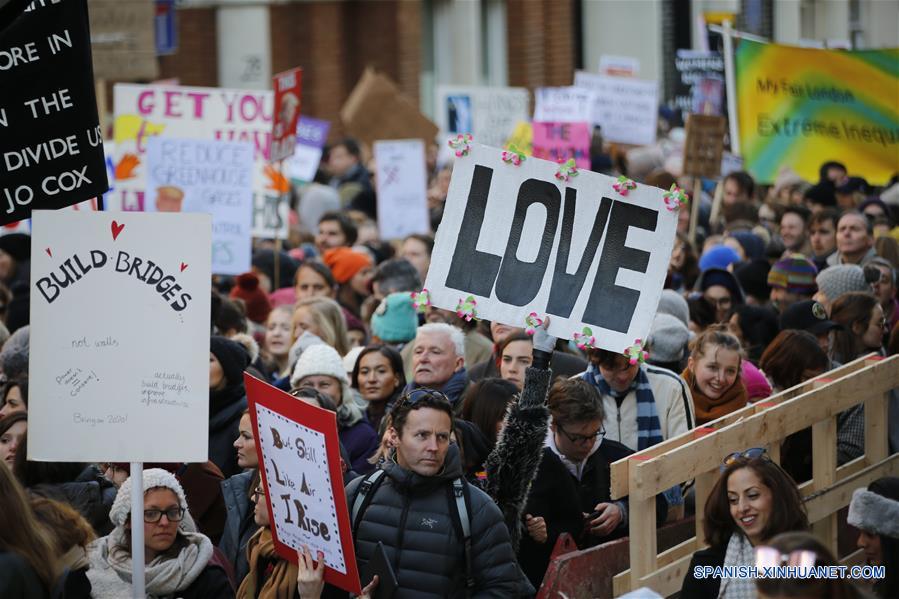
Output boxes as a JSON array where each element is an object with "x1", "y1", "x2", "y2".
[
  {"x1": 721, "y1": 447, "x2": 770, "y2": 471},
  {"x1": 755, "y1": 546, "x2": 818, "y2": 569},
  {"x1": 391, "y1": 388, "x2": 447, "y2": 414}
]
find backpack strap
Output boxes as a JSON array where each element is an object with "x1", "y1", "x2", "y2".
[
  {"x1": 451, "y1": 477, "x2": 475, "y2": 593},
  {"x1": 351, "y1": 469, "x2": 386, "y2": 535}
]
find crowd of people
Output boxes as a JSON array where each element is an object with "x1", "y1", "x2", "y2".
[{"x1": 0, "y1": 136, "x2": 898, "y2": 599}]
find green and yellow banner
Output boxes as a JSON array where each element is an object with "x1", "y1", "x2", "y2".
[{"x1": 736, "y1": 40, "x2": 898, "y2": 185}]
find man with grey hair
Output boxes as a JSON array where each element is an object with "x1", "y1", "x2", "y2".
[{"x1": 405, "y1": 322, "x2": 469, "y2": 411}]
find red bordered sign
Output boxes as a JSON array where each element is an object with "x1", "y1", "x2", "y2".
[
  {"x1": 270, "y1": 67, "x2": 303, "y2": 162},
  {"x1": 245, "y1": 374, "x2": 361, "y2": 595}
]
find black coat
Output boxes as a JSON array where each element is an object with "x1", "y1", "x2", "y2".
[
  {"x1": 518, "y1": 439, "x2": 656, "y2": 588},
  {"x1": 0, "y1": 551, "x2": 49, "y2": 598},
  {"x1": 179, "y1": 563, "x2": 234, "y2": 599},
  {"x1": 346, "y1": 446, "x2": 533, "y2": 598},
  {"x1": 680, "y1": 544, "x2": 726, "y2": 599},
  {"x1": 208, "y1": 384, "x2": 247, "y2": 479}
]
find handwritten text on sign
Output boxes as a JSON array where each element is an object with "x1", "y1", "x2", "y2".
[{"x1": 424, "y1": 144, "x2": 677, "y2": 352}]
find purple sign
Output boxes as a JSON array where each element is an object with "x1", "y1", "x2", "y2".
[{"x1": 296, "y1": 117, "x2": 330, "y2": 149}]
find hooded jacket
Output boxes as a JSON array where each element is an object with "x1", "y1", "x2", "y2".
[{"x1": 345, "y1": 445, "x2": 533, "y2": 598}]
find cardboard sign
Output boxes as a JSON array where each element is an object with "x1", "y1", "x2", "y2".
[
  {"x1": 88, "y1": 0, "x2": 158, "y2": 81},
  {"x1": 270, "y1": 67, "x2": 303, "y2": 163},
  {"x1": 251, "y1": 193, "x2": 288, "y2": 240},
  {"x1": 673, "y1": 50, "x2": 725, "y2": 122},
  {"x1": 532, "y1": 122, "x2": 591, "y2": 170},
  {"x1": 284, "y1": 116, "x2": 330, "y2": 183},
  {"x1": 0, "y1": 0, "x2": 109, "y2": 226},
  {"x1": 28, "y1": 211, "x2": 211, "y2": 462},
  {"x1": 341, "y1": 67, "x2": 438, "y2": 148},
  {"x1": 246, "y1": 375, "x2": 361, "y2": 596},
  {"x1": 573, "y1": 72, "x2": 659, "y2": 146},
  {"x1": 374, "y1": 139, "x2": 429, "y2": 240},
  {"x1": 436, "y1": 86, "x2": 530, "y2": 149},
  {"x1": 424, "y1": 143, "x2": 677, "y2": 351},
  {"x1": 145, "y1": 137, "x2": 254, "y2": 275},
  {"x1": 533, "y1": 87, "x2": 595, "y2": 123},
  {"x1": 110, "y1": 83, "x2": 285, "y2": 221},
  {"x1": 682, "y1": 114, "x2": 726, "y2": 179}
]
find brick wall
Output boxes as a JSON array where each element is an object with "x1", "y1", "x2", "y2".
[
  {"x1": 507, "y1": 0, "x2": 576, "y2": 89},
  {"x1": 158, "y1": 8, "x2": 218, "y2": 87}
]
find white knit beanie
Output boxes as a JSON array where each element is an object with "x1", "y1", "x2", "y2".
[
  {"x1": 109, "y1": 468, "x2": 196, "y2": 532},
  {"x1": 290, "y1": 344, "x2": 349, "y2": 389}
]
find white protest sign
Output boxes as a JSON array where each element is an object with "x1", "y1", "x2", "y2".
[
  {"x1": 573, "y1": 72, "x2": 659, "y2": 146},
  {"x1": 251, "y1": 193, "x2": 289, "y2": 240},
  {"x1": 28, "y1": 211, "x2": 211, "y2": 462},
  {"x1": 424, "y1": 143, "x2": 678, "y2": 351},
  {"x1": 146, "y1": 138, "x2": 253, "y2": 275},
  {"x1": 374, "y1": 139, "x2": 429, "y2": 240},
  {"x1": 436, "y1": 86, "x2": 530, "y2": 148},
  {"x1": 533, "y1": 86, "x2": 596, "y2": 124},
  {"x1": 110, "y1": 84, "x2": 288, "y2": 223}
]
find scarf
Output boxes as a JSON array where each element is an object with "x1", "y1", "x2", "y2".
[
  {"x1": 682, "y1": 367, "x2": 748, "y2": 426},
  {"x1": 88, "y1": 526, "x2": 213, "y2": 598},
  {"x1": 583, "y1": 364, "x2": 662, "y2": 450},
  {"x1": 718, "y1": 533, "x2": 756, "y2": 599},
  {"x1": 237, "y1": 527, "x2": 298, "y2": 599}
]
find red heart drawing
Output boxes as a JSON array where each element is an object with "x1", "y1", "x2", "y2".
[
  {"x1": 111, "y1": 220, "x2": 125, "y2": 241},
  {"x1": 180, "y1": 262, "x2": 188, "y2": 272},
  {"x1": 45, "y1": 248, "x2": 52, "y2": 258}
]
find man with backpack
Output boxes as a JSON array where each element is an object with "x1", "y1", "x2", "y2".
[{"x1": 346, "y1": 389, "x2": 534, "y2": 598}]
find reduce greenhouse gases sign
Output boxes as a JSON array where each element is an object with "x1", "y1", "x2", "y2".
[{"x1": 424, "y1": 143, "x2": 678, "y2": 352}]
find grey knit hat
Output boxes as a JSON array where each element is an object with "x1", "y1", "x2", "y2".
[
  {"x1": 656, "y1": 290, "x2": 690, "y2": 328},
  {"x1": 815, "y1": 265, "x2": 869, "y2": 303},
  {"x1": 647, "y1": 313, "x2": 690, "y2": 364},
  {"x1": 0, "y1": 325, "x2": 29, "y2": 381},
  {"x1": 109, "y1": 468, "x2": 197, "y2": 532}
]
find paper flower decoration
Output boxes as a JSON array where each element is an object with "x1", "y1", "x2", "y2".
[
  {"x1": 613, "y1": 176, "x2": 637, "y2": 196},
  {"x1": 663, "y1": 184, "x2": 689, "y2": 212},
  {"x1": 524, "y1": 312, "x2": 544, "y2": 335},
  {"x1": 455, "y1": 295, "x2": 478, "y2": 321},
  {"x1": 501, "y1": 147, "x2": 526, "y2": 166},
  {"x1": 572, "y1": 326, "x2": 596, "y2": 351},
  {"x1": 554, "y1": 158, "x2": 578, "y2": 182},
  {"x1": 625, "y1": 339, "x2": 649, "y2": 365},
  {"x1": 448, "y1": 134, "x2": 473, "y2": 157},
  {"x1": 410, "y1": 289, "x2": 431, "y2": 313}
]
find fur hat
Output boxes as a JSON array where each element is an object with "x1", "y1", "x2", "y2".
[
  {"x1": 848, "y1": 487, "x2": 899, "y2": 538},
  {"x1": 657, "y1": 290, "x2": 690, "y2": 328},
  {"x1": 229, "y1": 272, "x2": 272, "y2": 324},
  {"x1": 371, "y1": 292, "x2": 418, "y2": 343},
  {"x1": 323, "y1": 247, "x2": 372, "y2": 284},
  {"x1": 816, "y1": 264, "x2": 868, "y2": 303},
  {"x1": 767, "y1": 254, "x2": 818, "y2": 295},
  {"x1": 109, "y1": 468, "x2": 196, "y2": 532},
  {"x1": 210, "y1": 336, "x2": 251, "y2": 387},
  {"x1": 647, "y1": 313, "x2": 690, "y2": 364},
  {"x1": 0, "y1": 325, "x2": 28, "y2": 381},
  {"x1": 291, "y1": 344, "x2": 349, "y2": 388}
]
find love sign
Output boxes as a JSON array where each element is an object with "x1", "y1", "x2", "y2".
[{"x1": 424, "y1": 143, "x2": 678, "y2": 352}]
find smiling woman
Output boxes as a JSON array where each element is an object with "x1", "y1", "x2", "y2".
[{"x1": 86, "y1": 468, "x2": 233, "y2": 599}]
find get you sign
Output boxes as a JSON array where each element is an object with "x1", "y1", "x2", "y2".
[{"x1": 425, "y1": 142, "x2": 681, "y2": 353}]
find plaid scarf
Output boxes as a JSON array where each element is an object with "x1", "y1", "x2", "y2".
[{"x1": 583, "y1": 364, "x2": 663, "y2": 450}]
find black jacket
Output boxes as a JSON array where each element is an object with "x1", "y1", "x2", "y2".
[
  {"x1": 518, "y1": 439, "x2": 667, "y2": 589},
  {"x1": 208, "y1": 384, "x2": 247, "y2": 479},
  {"x1": 0, "y1": 551, "x2": 49, "y2": 598},
  {"x1": 346, "y1": 446, "x2": 534, "y2": 598},
  {"x1": 178, "y1": 563, "x2": 234, "y2": 599},
  {"x1": 681, "y1": 544, "x2": 726, "y2": 599}
]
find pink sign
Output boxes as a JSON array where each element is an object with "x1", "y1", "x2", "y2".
[{"x1": 532, "y1": 122, "x2": 591, "y2": 170}]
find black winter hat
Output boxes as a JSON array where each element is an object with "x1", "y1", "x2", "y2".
[
  {"x1": 210, "y1": 336, "x2": 251, "y2": 387},
  {"x1": 251, "y1": 249, "x2": 299, "y2": 290},
  {"x1": 0, "y1": 233, "x2": 31, "y2": 263}
]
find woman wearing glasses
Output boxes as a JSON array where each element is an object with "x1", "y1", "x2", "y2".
[
  {"x1": 517, "y1": 378, "x2": 667, "y2": 589},
  {"x1": 87, "y1": 468, "x2": 233, "y2": 598},
  {"x1": 680, "y1": 449, "x2": 809, "y2": 599}
]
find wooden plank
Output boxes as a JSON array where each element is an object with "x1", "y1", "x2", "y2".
[
  {"x1": 608, "y1": 354, "x2": 874, "y2": 499},
  {"x1": 804, "y1": 455, "x2": 899, "y2": 521},
  {"x1": 693, "y1": 469, "x2": 717, "y2": 543},
  {"x1": 622, "y1": 356, "x2": 899, "y2": 500},
  {"x1": 811, "y1": 413, "x2": 838, "y2": 552},
  {"x1": 625, "y1": 457, "x2": 657, "y2": 594},
  {"x1": 612, "y1": 537, "x2": 699, "y2": 591},
  {"x1": 865, "y1": 392, "x2": 890, "y2": 463},
  {"x1": 841, "y1": 548, "x2": 866, "y2": 567},
  {"x1": 613, "y1": 552, "x2": 695, "y2": 598}
]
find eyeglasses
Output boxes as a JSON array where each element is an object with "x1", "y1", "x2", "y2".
[
  {"x1": 722, "y1": 447, "x2": 769, "y2": 470},
  {"x1": 705, "y1": 295, "x2": 732, "y2": 308},
  {"x1": 251, "y1": 487, "x2": 264, "y2": 501},
  {"x1": 391, "y1": 388, "x2": 448, "y2": 414},
  {"x1": 143, "y1": 507, "x2": 185, "y2": 523},
  {"x1": 755, "y1": 546, "x2": 818, "y2": 569},
  {"x1": 557, "y1": 422, "x2": 605, "y2": 445}
]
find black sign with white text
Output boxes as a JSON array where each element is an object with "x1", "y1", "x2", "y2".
[{"x1": 0, "y1": 0, "x2": 109, "y2": 225}]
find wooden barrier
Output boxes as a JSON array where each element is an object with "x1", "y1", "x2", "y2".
[{"x1": 609, "y1": 353, "x2": 899, "y2": 597}]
